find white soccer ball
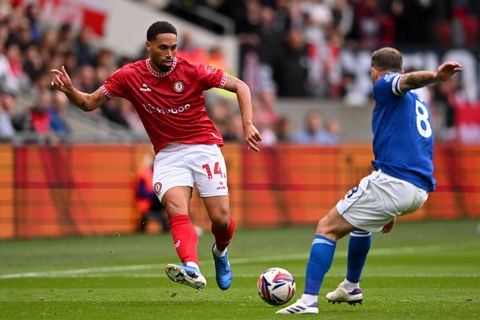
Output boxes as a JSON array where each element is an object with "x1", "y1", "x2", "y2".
[{"x1": 257, "y1": 267, "x2": 296, "y2": 305}]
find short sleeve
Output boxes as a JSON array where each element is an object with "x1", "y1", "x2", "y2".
[
  {"x1": 197, "y1": 64, "x2": 227, "y2": 89},
  {"x1": 373, "y1": 73, "x2": 403, "y2": 105},
  {"x1": 100, "y1": 68, "x2": 126, "y2": 99}
]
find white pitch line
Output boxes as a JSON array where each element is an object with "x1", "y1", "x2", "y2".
[{"x1": 0, "y1": 244, "x2": 456, "y2": 280}]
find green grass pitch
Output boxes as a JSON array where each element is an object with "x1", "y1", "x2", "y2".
[{"x1": 0, "y1": 220, "x2": 479, "y2": 319}]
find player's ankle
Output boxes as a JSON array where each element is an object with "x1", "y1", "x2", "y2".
[
  {"x1": 342, "y1": 279, "x2": 360, "y2": 291},
  {"x1": 185, "y1": 261, "x2": 199, "y2": 270},
  {"x1": 301, "y1": 293, "x2": 318, "y2": 306}
]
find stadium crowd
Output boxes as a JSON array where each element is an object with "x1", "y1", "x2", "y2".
[{"x1": 0, "y1": 0, "x2": 478, "y2": 144}]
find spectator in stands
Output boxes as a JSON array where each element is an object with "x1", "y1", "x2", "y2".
[
  {"x1": 275, "y1": 115, "x2": 293, "y2": 143},
  {"x1": 95, "y1": 48, "x2": 116, "y2": 72},
  {"x1": 27, "y1": 89, "x2": 53, "y2": 143},
  {"x1": 257, "y1": 5, "x2": 285, "y2": 71},
  {"x1": 223, "y1": 113, "x2": 244, "y2": 143},
  {"x1": 56, "y1": 23, "x2": 73, "y2": 55},
  {"x1": 38, "y1": 27, "x2": 58, "y2": 61},
  {"x1": 207, "y1": 44, "x2": 228, "y2": 72},
  {"x1": 119, "y1": 98, "x2": 146, "y2": 136},
  {"x1": 135, "y1": 153, "x2": 169, "y2": 233},
  {"x1": 101, "y1": 98, "x2": 130, "y2": 129},
  {"x1": 73, "y1": 26, "x2": 96, "y2": 66},
  {"x1": 253, "y1": 97, "x2": 277, "y2": 146},
  {"x1": 291, "y1": 110, "x2": 331, "y2": 144},
  {"x1": 176, "y1": 29, "x2": 208, "y2": 65},
  {"x1": 349, "y1": 0, "x2": 386, "y2": 49},
  {"x1": 301, "y1": 0, "x2": 333, "y2": 97},
  {"x1": 275, "y1": 27, "x2": 309, "y2": 97},
  {"x1": 207, "y1": 97, "x2": 234, "y2": 138},
  {"x1": 322, "y1": 118, "x2": 341, "y2": 145},
  {"x1": 4, "y1": 42, "x2": 29, "y2": 93},
  {"x1": 24, "y1": 3, "x2": 42, "y2": 44},
  {"x1": 23, "y1": 44, "x2": 46, "y2": 84},
  {"x1": 434, "y1": 75, "x2": 461, "y2": 142},
  {"x1": 49, "y1": 91, "x2": 70, "y2": 141},
  {"x1": 0, "y1": 91, "x2": 15, "y2": 140},
  {"x1": 75, "y1": 65, "x2": 98, "y2": 95}
]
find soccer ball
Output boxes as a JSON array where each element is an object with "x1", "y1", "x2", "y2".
[{"x1": 257, "y1": 267, "x2": 296, "y2": 305}]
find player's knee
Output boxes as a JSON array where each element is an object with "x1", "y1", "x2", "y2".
[
  {"x1": 163, "y1": 201, "x2": 188, "y2": 218},
  {"x1": 210, "y1": 208, "x2": 230, "y2": 229},
  {"x1": 315, "y1": 219, "x2": 330, "y2": 236},
  {"x1": 315, "y1": 217, "x2": 341, "y2": 241}
]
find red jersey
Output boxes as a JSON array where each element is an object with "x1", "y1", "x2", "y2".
[{"x1": 100, "y1": 57, "x2": 227, "y2": 153}]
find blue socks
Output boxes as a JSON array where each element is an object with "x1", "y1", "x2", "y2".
[
  {"x1": 302, "y1": 230, "x2": 371, "y2": 296},
  {"x1": 304, "y1": 235, "x2": 336, "y2": 295},
  {"x1": 346, "y1": 230, "x2": 371, "y2": 283}
]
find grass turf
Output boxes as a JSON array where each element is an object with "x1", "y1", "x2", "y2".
[{"x1": 0, "y1": 220, "x2": 479, "y2": 319}]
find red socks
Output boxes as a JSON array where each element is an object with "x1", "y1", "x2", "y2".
[
  {"x1": 211, "y1": 217, "x2": 235, "y2": 252},
  {"x1": 169, "y1": 215, "x2": 199, "y2": 265}
]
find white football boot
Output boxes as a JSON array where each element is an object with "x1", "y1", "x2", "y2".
[
  {"x1": 164, "y1": 263, "x2": 207, "y2": 290},
  {"x1": 326, "y1": 282, "x2": 363, "y2": 305},
  {"x1": 276, "y1": 299, "x2": 319, "y2": 314}
]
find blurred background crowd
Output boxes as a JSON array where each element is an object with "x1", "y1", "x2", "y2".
[{"x1": 0, "y1": 0, "x2": 479, "y2": 146}]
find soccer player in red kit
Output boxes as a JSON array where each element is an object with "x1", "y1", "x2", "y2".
[{"x1": 50, "y1": 21, "x2": 262, "y2": 291}]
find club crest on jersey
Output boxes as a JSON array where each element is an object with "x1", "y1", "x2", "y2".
[
  {"x1": 173, "y1": 81, "x2": 184, "y2": 93},
  {"x1": 154, "y1": 182, "x2": 162, "y2": 194}
]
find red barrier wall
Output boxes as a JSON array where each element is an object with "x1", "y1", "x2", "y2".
[{"x1": 1, "y1": 143, "x2": 479, "y2": 239}]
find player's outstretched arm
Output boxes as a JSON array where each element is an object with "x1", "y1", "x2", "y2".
[
  {"x1": 399, "y1": 61, "x2": 463, "y2": 92},
  {"x1": 50, "y1": 66, "x2": 107, "y2": 112},
  {"x1": 223, "y1": 74, "x2": 262, "y2": 152}
]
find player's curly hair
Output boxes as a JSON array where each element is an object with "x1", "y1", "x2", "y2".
[
  {"x1": 147, "y1": 21, "x2": 177, "y2": 41},
  {"x1": 371, "y1": 47, "x2": 403, "y2": 72}
]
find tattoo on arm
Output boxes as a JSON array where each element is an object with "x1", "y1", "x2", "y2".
[{"x1": 400, "y1": 71, "x2": 437, "y2": 92}]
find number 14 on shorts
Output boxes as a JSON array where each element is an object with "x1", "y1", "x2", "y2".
[{"x1": 202, "y1": 162, "x2": 226, "y2": 179}]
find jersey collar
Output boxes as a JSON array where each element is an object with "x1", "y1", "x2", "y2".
[{"x1": 145, "y1": 58, "x2": 177, "y2": 77}]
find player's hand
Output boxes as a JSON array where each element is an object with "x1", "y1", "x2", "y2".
[
  {"x1": 436, "y1": 61, "x2": 463, "y2": 81},
  {"x1": 50, "y1": 66, "x2": 73, "y2": 93},
  {"x1": 381, "y1": 217, "x2": 396, "y2": 233},
  {"x1": 244, "y1": 123, "x2": 262, "y2": 152}
]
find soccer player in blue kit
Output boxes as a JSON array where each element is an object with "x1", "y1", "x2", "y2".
[{"x1": 277, "y1": 47, "x2": 463, "y2": 314}]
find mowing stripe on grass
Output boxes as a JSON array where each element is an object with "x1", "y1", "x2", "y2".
[{"x1": 0, "y1": 244, "x2": 447, "y2": 280}]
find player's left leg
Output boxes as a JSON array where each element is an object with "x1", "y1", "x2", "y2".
[
  {"x1": 191, "y1": 144, "x2": 233, "y2": 290},
  {"x1": 203, "y1": 195, "x2": 233, "y2": 290},
  {"x1": 277, "y1": 207, "x2": 355, "y2": 314}
]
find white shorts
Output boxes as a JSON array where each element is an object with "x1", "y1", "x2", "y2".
[
  {"x1": 152, "y1": 144, "x2": 229, "y2": 202},
  {"x1": 336, "y1": 170, "x2": 428, "y2": 232}
]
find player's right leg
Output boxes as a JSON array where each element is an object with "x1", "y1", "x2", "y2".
[
  {"x1": 326, "y1": 230, "x2": 371, "y2": 305},
  {"x1": 153, "y1": 148, "x2": 206, "y2": 289},
  {"x1": 277, "y1": 207, "x2": 354, "y2": 314},
  {"x1": 162, "y1": 187, "x2": 206, "y2": 290}
]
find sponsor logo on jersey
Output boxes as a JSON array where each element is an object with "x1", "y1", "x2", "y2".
[
  {"x1": 143, "y1": 103, "x2": 191, "y2": 115},
  {"x1": 140, "y1": 83, "x2": 152, "y2": 92},
  {"x1": 173, "y1": 81, "x2": 184, "y2": 92}
]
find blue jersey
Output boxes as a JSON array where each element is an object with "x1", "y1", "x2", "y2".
[{"x1": 371, "y1": 73, "x2": 436, "y2": 192}]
